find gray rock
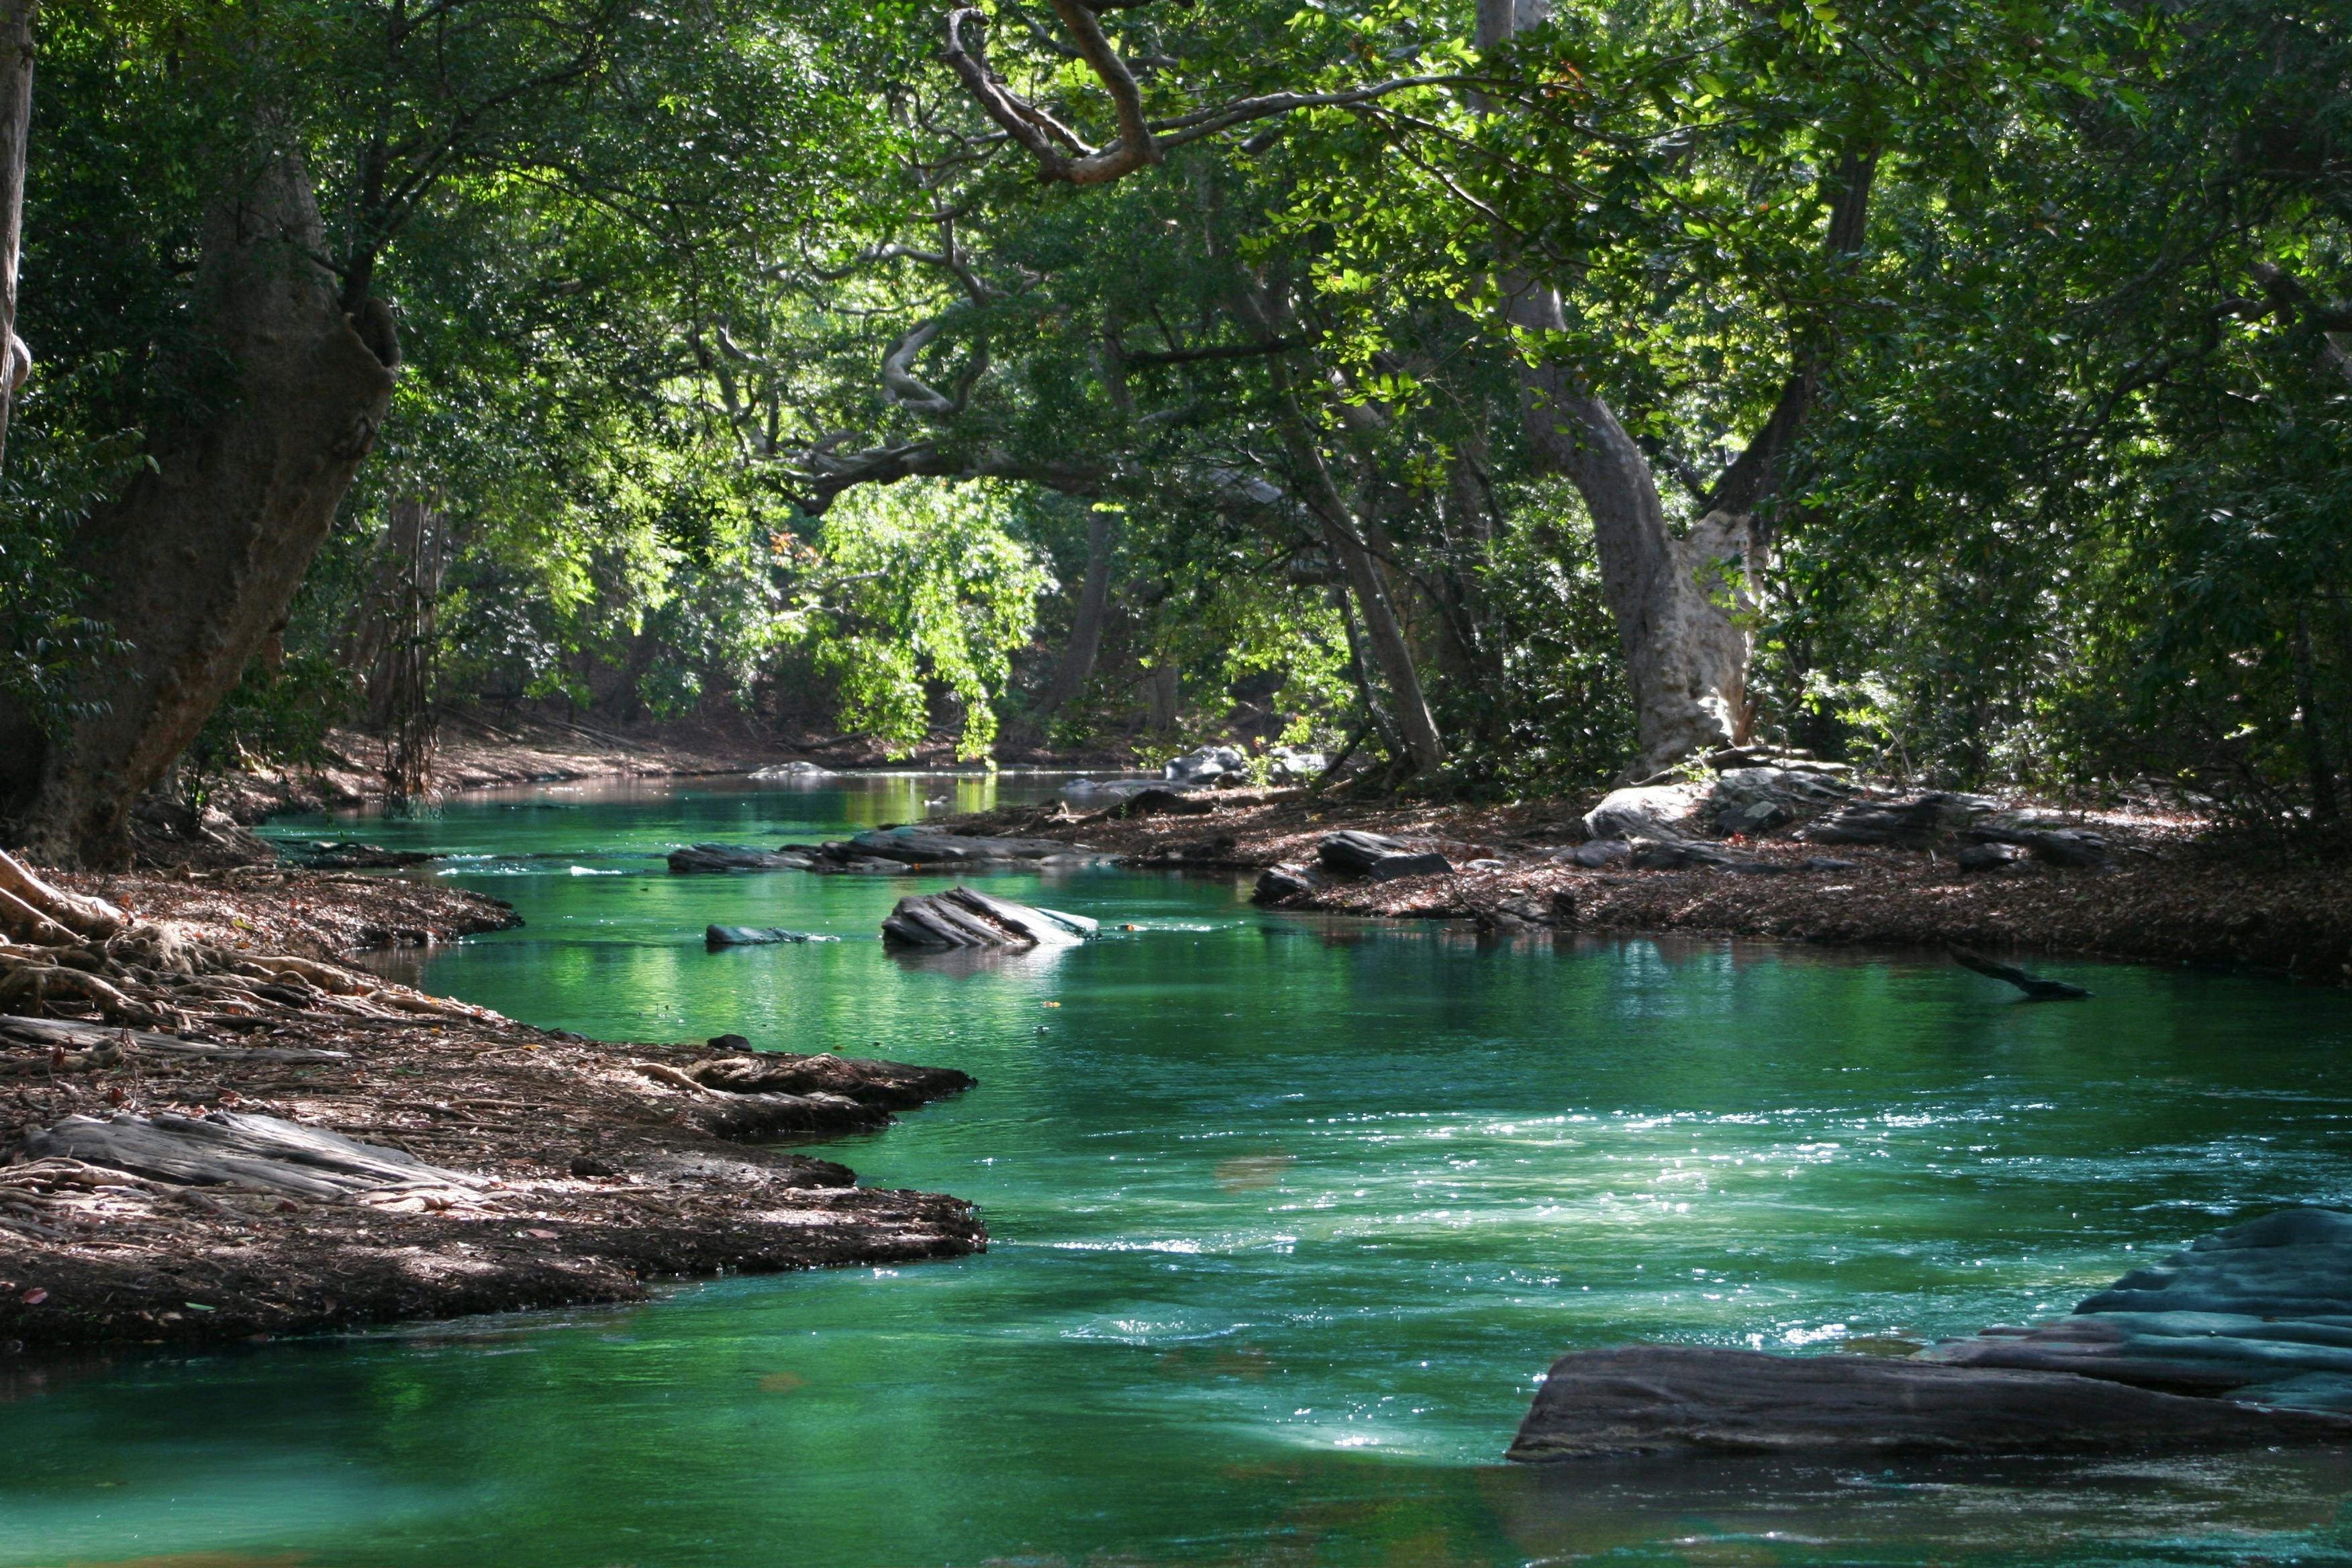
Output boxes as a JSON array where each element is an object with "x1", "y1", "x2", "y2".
[
  {"x1": 1508, "y1": 1344, "x2": 2351, "y2": 1461},
  {"x1": 1704, "y1": 766, "x2": 1858, "y2": 838},
  {"x1": 1265, "y1": 746, "x2": 1328, "y2": 783},
  {"x1": 1318, "y1": 830, "x2": 1414, "y2": 873},
  {"x1": 1957, "y1": 840, "x2": 2029, "y2": 872},
  {"x1": 1554, "y1": 838, "x2": 1632, "y2": 869},
  {"x1": 1583, "y1": 783, "x2": 1706, "y2": 841},
  {"x1": 748, "y1": 760, "x2": 837, "y2": 781},
  {"x1": 668, "y1": 843, "x2": 816, "y2": 873},
  {"x1": 881, "y1": 885, "x2": 1099, "y2": 949},
  {"x1": 848, "y1": 828, "x2": 1095, "y2": 865},
  {"x1": 1628, "y1": 836, "x2": 1743, "y2": 871},
  {"x1": 704, "y1": 925, "x2": 837, "y2": 947},
  {"x1": 1165, "y1": 745, "x2": 1248, "y2": 785},
  {"x1": 1802, "y1": 856, "x2": 1859, "y2": 872},
  {"x1": 1252, "y1": 865, "x2": 1315, "y2": 905}
]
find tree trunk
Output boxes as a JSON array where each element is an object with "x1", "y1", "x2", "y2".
[
  {"x1": 1143, "y1": 660, "x2": 1179, "y2": 733},
  {"x1": 0, "y1": 147, "x2": 397, "y2": 865},
  {"x1": 1265, "y1": 377, "x2": 1446, "y2": 774},
  {"x1": 0, "y1": 0, "x2": 34, "y2": 469},
  {"x1": 1502, "y1": 283, "x2": 1759, "y2": 773},
  {"x1": 1476, "y1": 0, "x2": 1753, "y2": 775},
  {"x1": 1033, "y1": 507, "x2": 1117, "y2": 725}
]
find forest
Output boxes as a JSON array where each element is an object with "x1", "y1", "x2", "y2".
[{"x1": 0, "y1": 0, "x2": 2344, "y2": 865}]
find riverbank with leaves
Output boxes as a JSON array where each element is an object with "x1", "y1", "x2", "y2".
[
  {"x1": 0, "y1": 856, "x2": 981, "y2": 1349},
  {"x1": 964, "y1": 791, "x2": 2352, "y2": 987}
]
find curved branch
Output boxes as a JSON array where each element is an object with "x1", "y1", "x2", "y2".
[{"x1": 882, "y1": 319, "x2": 965, "y2": 418}]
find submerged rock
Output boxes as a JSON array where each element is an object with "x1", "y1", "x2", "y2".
[
  {"x1": 704, "y1": 925, "x2": 838, "y2": 948},
  {"x1": 667, "y1": 843, "x2": 815, "y2": 873},
  {"x1": 848, "y1": 828, "x2": 1099, "y2": 867},
  {"x1": 1511, "y1": 1207, "x2": 2352, "y2": 1461},
  {"x1": 881, "y1": 885, "x2": 1099, "y2": 949},
  {"x1": 1508, "y1": 1344, "x2": 2352, "y2": 1461}
]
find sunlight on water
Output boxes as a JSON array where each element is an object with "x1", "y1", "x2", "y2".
[{"x1": 3, "y1": 775, "x2": 2351, "y2": 1567}]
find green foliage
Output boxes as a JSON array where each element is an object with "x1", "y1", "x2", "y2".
[{"x1": 803, "y1": 481, "x2": 1053, "y2": 760}]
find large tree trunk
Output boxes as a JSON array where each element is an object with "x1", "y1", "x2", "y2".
[
  {"x1": 0, "y1": 0, "x2": 34, "y2": 468},
  {"x1": 1032, "y1": 507, "x2": 1117, "y2": 726},
  {"x1": 0, "y1": 147, "x2": 397, "y2": 865},
  {"x1": 1477, "y1": 0, "x2": 1754, "y2": 775},
  {"x1": 1508, "y1": 292, "x2": 1761, "y2": 773}
]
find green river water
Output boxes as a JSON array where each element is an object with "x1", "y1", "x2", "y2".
[{"x1": 5, "y1": 772, "x2": 2352, "y2": 1567}]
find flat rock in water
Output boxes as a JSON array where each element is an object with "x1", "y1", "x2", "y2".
[
  {"x1": 1508, "y1": 1344, "x2": 2352, "y2": 1461},
  {"x1": 848, "y1": 828, "x2": 1095, "y2": 865},
  {"x1": 1930, "y1": 1209, "x2": 2352, "y2": 1408},
  {"x1": 1512, "y1": 1207, "x2": 2352, "y2": 1461},
  {"x1": 881, "y1": 885, "x2": 1099, "y2": 949},
  {"x1": 748, "y1": 761, "x2": 836, "y2": 780},
  {"x1": 705, "y1": 925, "x2": 836, "y2": 948},
  {"x1": 684, "y1": 1052, "x2": 975, "y2": 1111},
  {"x1": 668, "y1": 843, "x2": 815, "y2": 873},
  {"x1": 18, "y1": 1110, "x2": 481, "y2": 1199}
]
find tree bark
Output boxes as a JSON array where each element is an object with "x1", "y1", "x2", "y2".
[
  {"x1": 1033, "y1": 507, "x2": 1118, "y2": 726},
  {"x1": 0, "y1": 0, "x2": 34, "y2": 469},
  {"x1": 1143, "y1": 660, "x2": 1179, "y2": 732},
  {"x1": 0, "y1": 146, "x2": 397, "y2": 865}
]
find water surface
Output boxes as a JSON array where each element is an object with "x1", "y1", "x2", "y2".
[{"x1": 4, "y1": 773, "x2": 2351, "y2": 1567}]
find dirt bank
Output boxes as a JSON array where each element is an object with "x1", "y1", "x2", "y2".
[
  {"x1": 0, "y1": 863, "x2": 981, "y2": 1349},
  {"x1": 959, "y1": 789, "x2": 2352, "y2": 985}
]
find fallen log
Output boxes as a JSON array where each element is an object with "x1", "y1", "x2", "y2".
[
  {"x1": 683, "y1": 1051, "x2": 975, "y2": 1110},
  {"x1": 1952, "y1": 948, "x2": 2092, "y2": 1000},
  {"x1": 17, "y1": 1110, "x2": 481, "y2": 1199}
]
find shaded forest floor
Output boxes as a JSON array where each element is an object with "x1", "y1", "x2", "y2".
[
  {"x1": 0, "y1": 869, "x2": 982, "y2": 1350},
  {"x1": 959, "y1": 790, "x2": 2352, "y2": 985}
]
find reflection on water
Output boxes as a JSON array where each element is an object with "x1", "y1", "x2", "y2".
[{"x1": 2, "y1": 775, "x2": 2350, "y2": 1567}]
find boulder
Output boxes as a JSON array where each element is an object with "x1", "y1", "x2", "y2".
[
  {"x1": 1583, "y1": 783, "x2": 1706, "y2": 841},
  {"x1": 880, "y1": 885, "x2": 1099, "y2": 949},
  {"x1": 704, "y1": 925, "x2": 837, "y2": 948},
  {"x1": 1704, "y1": 767, "x2": 1858, "y2": 838},
  {"x1": 667, "y1": 843, "x2": 815, "y2": 873},
  {"x1": 1508, "y1": 1344, "x2": 2352, "y2": 1461},
  {"x1": 1252, "y1": 865, "x2": 1316, "y2": 905},
  {"x1": 1317, "y1": 830, "x2": 1413, "y2": 873},
  {"x1": 1961, "y1": 822, "x2": 2111, "y2": 868},
  {"x1": 1265, "y1": 746, "x2": 1328, "y2": 783},
  {"x1": 748, "y1": 761, "x2": 837, "y2": 781},
  {"x1": 1165, "y1": 745, "x2": 1248, "y2": 785}
]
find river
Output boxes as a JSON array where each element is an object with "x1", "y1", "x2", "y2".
[{"x1": 4, "y1": 772, "x2": 2351, "y2": 1567}]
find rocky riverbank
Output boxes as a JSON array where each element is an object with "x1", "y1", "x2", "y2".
[
  {"x1": 0, "y1": 858, "x2": 982, "y2": 1349},
  {"x1": 945, "y1": 767, "x2": 2352, "y2": 984}
]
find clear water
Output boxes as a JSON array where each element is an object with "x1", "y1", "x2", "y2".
[{"x1": 5, "y1": 774, "x2": 2352, "y2": 1567}]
